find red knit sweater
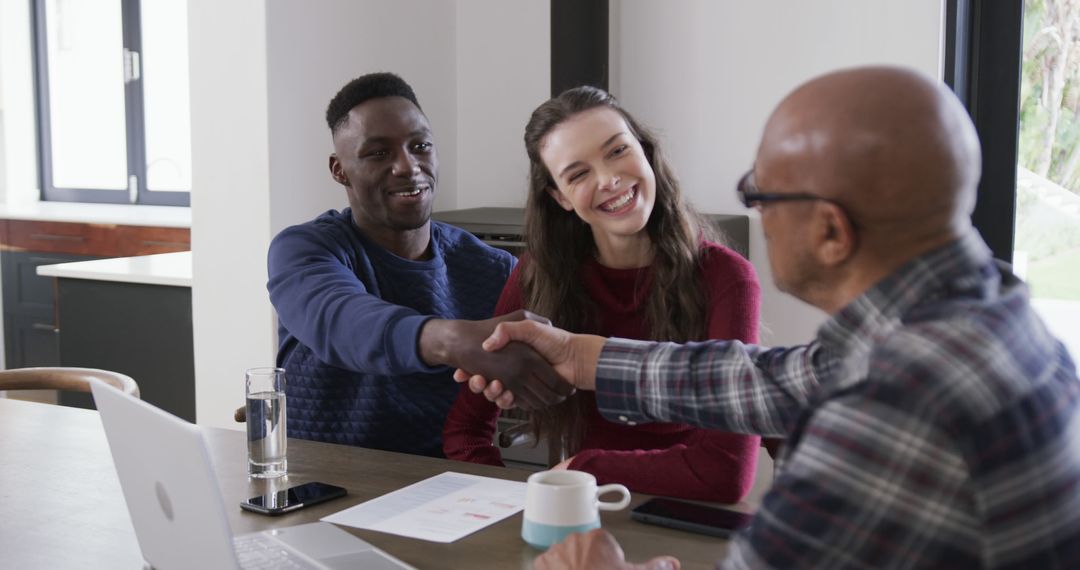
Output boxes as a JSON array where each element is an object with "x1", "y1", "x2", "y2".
[{"x1": 443, "y1": 241, "x2": 763, "y2": 503}]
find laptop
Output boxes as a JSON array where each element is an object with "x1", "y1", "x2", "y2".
[{"x1": 90, "y1": 380, "x2": 415, "y2": 570}]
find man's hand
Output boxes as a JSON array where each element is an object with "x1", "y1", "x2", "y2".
[
  {"x1": 419, "y1": 311, "x2": 574, "y2": 410},
  {"x1": 534, "y1": 529, "x2": 679, "y2": 570},
  {"x1": 453, "y1": 320, "x2": 606, "y2": 409},
  {"x1": 452, "y1": 370, "x2": 519, "y2": 410}
]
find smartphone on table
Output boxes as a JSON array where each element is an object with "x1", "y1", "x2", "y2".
[
  {"x1": 630, "y1": 498, "x2": 754, "y2": 538},
  {"x1": 240, "y1": 481, "x2": 347, "y2": 516}
]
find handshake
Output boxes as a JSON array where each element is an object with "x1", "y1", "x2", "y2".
[{"x1": 420, "y1": 310, "x2": 606, "y2": 410}]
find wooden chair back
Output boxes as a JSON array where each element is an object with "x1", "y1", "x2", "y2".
[{"x1": 0, "y1": 367, "x2": 140, "y2": 398}]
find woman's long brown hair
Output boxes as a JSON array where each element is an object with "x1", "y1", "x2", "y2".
[{"x1": 521, "y1": 86, "x2": 712, "y2": 457}]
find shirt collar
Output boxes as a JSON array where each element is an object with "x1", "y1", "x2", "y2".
[
  {"x1": 813, "y1": 230, "x2": 995, "y2": 390},
  {"x1": 346, "y1": 209, "x2": 443, "y2": 269}
]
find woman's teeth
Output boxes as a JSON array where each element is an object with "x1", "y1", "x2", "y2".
[{"x1": 601, "y1": 187, "x2": 636, "y2": 212}]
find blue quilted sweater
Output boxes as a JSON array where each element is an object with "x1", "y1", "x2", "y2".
[{"x1": 267, "y1": 209, "x2": 515, "y2": 457}]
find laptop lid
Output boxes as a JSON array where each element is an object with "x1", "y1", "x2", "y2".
[{"x1": 91, "y1": 380, "x2": 241, "y2": 570}]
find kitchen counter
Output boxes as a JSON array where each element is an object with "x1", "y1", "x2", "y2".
[
  {"x1": 0, "y1": 201, "x2": 191, "y2": 228},
  {"x1": 36, "y1": 251, "x2": 191, "y2": 287}
]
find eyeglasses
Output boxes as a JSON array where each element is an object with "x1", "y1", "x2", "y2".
[{"x1": 736, "y1": 169, "x2": 841, "y2": 210}]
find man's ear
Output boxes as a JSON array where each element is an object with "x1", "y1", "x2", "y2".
[
  {"x1": 329, "y1": 154, "x2": 348, "y2": 186},
  {"x1": 815, "y1": 202, "x2": 857, "y2": 266},
  {"x1": 545, "y1": 186, "x2": 574, "y2": 211}
]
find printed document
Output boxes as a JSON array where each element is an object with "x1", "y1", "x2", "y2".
[{"x1": 321, "y1": 472, "x2": 527, "y2": 543}]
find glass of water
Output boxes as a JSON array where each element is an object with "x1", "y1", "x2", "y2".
[{"x1": 246, "y1": 367, "x2": 287, "y2": 478}]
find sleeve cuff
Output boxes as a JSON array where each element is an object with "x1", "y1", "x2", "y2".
[
  {"x1": 386, "y1": 314, "x2": 447, "y2": 374},
  {"x1": 595, "y1": 338, "x2": 655, "y2": 425}
]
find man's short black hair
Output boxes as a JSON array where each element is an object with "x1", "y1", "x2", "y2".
[{"x1": 325, "y1": 72, "x2": 422, "y2": 134}]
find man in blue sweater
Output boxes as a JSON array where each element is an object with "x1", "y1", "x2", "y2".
[{"x1": 267, "y1": 73, "x2": 568, "y2": 457}]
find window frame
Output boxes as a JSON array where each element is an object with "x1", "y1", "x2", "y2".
[
  {"x1": 944, "y1": 0, "x2": 1024, "y2": 262},
  {"x1": 30, "y1": 0, "x2": 190, "y2": 207}
]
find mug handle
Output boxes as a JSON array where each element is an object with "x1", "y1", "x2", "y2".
[{"x1": 595, "y1": 483, "x2": 631, "y2": 511}]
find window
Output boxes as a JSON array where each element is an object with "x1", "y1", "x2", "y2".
[
  {"x1": 32, "y1": 0, "x2": 191, "y2": 206},
  {"x1": 1015, "y1": 0, "x2": 1080, "y2": 357},
  {"x1": 947, "y1": 0, "x2": 1080, "y2": 356}
]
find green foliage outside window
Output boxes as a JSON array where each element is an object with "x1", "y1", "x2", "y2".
[{"x1": 1015, "y1": 0, "x2": 1080, "y2": 300}]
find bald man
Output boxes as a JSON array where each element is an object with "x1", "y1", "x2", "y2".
[{"x1": 464, "y1": 66, "x2": 1080, "y2": 569}]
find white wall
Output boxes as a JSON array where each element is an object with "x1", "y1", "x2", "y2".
[
  {"x1": 455, "y1": 1, "x2": 549, "y2": 208},
  {"x1": 611, "y1": 0, "x2": 945, "y2": 346},
  {"x1": 264, "y1": 0, "x2": 459, "y2": 236},
  {"x1": 188, "y1": 0, "x2": 275, "y2": 428},
  {"x1": 261, "y1": 0, "x2": 551, "y2": 232},
  {"x1": 0, "y1": 0, "x2": 39, "y2": 205},
  {"x1": 0, "y1": 45, "x2": 6, "y2": 197}
]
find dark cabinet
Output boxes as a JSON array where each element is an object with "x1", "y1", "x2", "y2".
[
  {"x1": 0, "y1": 218, "x2": 191, "y2": 408},
  {"x1": 1, "y1": 251, "x2": 98, "y2": 370},
  {"x1": 54, "y1": 277, "x2": 195, "y2": 421}
]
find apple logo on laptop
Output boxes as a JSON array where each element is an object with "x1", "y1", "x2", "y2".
[{"x1": 155, "y1": 481, "x2": 175, "y2": 521}]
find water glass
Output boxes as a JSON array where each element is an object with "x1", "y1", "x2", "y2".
[{"x1": 246, "y1": 367, "x2": 287, "y2": 478}]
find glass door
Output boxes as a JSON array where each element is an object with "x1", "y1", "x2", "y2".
[{"x1": 1014, "y1": 0, "x2": 1080, "y2": 357}]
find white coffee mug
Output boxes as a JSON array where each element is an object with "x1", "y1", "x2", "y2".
[{"x1": 521, "y1": 469, "x2": 631, "y2": 550}]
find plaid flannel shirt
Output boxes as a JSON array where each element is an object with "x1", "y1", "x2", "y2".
[{"x1": 595, "y1": 231, "x2": 1080, "y2": 569}]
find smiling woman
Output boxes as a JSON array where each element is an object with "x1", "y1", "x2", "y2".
[
  {"x1": 443, "y1": 86, "x2": 763, "y2": 504},
  {"x1": 539, "y1": 106, "x2": 656, "y2": 269}
]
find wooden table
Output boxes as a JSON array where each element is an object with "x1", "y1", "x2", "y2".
[{"x1": 0, "y1": 399, "x2": 730, "y2": 569}]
